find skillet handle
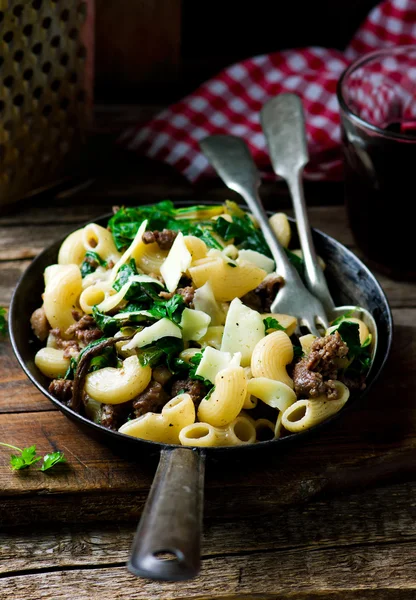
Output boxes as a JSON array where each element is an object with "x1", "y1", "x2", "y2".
[{"x1": 128, "y1": 447, "x2": 205, "y2": 581}]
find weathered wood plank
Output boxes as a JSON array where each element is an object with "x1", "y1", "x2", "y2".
[
  {"x1": 1, "y1": 483, "x2": 415, "y2": 573},
  {"x1": 0, "y1": 261, "x2": 31, "y2": 307},
  {"x1": 0, "y1": 541, "x2": 415, "y2": 599}
]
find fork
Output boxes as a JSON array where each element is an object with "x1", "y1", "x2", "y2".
[
  {"x1": 260, "y1": 93, "x2": 378, "y2": 361},
  {"x1": 199, "y1": 134, "x2": 329, "y2": 336}
]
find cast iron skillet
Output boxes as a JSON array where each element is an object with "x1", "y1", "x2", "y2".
[{"x1": 9, "y1": 203, "x2": 393, "y2": 581}]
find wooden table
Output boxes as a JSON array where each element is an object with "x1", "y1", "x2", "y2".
[{"x1": 1, "y1": 118, "x2": 416, "y2": 599}]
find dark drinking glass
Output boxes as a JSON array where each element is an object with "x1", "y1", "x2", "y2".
[{"x1": 337, "y1": 46, "x2": 416, "y2": 280}]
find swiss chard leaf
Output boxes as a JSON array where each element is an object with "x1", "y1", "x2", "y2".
[
  {"x1": 137, "y1": 337, "x2": 186, "y2": 373},
  {"x1": 213, "y1": 214, "x2": 305, "y2": 277},
  {"x1": 80, "y1": 251, "x2": 107, "y2": 278},
  {"x1": 112, "y1": 260, "x2": 137, "y2": 292},
  {"x1": 330, "y1": 310, "x2": 357, "y2": 327},
  {"x1": 108, "y1": 201, "x2": 225, "y2": 251},
  {"x1": 336, "y1": 321, "x2": 361, "y2": 358},
  {"x1": 213, "y1": 215, "x2": 270, "y2": 257},
  {"x1": 108, "y1": 201, "x2": 177, "y2": 250},
  {"x1": 89, "y1": 346, "x2": 117, "y2": 372},
  {"x1": 65, "y1": 336, "x2": 109, "y2": 379},
  {"x1": 293, "y1": 344, "x2": 303, "y2": 360},
  {"x1": 331, "y1": 320, "x2": 372, "y2": 376},
  {"x1": 113, "y1": 259, "x2": 162, "y2": 303},
  {"x1": 92, "y1": 306, "x2": 120, "y2": 336}
]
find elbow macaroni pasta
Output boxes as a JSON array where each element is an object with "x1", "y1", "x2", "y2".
[
  {"x1": 85, "y1": 356, "x2": 152, "y2": 404},
  {"x1": 281, "y1": 381, "x2": 350, "y2": 433},
  {"x1": 198, "y1": 366, "x2": 247, "y2": 427},
  {"x1": 83, "y1": 224, "x2": 121, "y2": 263},
  {"x1": 43, "y1": 264, "x2": 82, "y2": 331},
  {"x1": 119, "y1": 394, "x2": 195, "y2": 444},
  {"x1": 251, "y1": 330, "x2": 294, "y2": 388},
  {"x1": 58, "y1": 229, "x2": 86, "y2": 266},
  {"x1": 35, "y1": 347, "x2": 70, "y2": 379}
]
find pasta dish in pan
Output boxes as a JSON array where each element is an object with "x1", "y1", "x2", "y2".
[{"x1": 30, "y1": 201, "x2": 372, "y2": 446}]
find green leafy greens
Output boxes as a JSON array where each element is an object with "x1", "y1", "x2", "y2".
[
  {"x1": 108, "y1": 201, "x2": 224, "y2": 251},
  {"x1": 64, "y1": 336, "x2": 113, "y2": 380},
  {"x1": 80, "y1": 251, "x2": 107, "y2": 278},
  {"x1": 136, "y1": 338, "x2": 187, "y2": 373},
  {"x1": 109, "y1": 201, "x2": 305, "y2": 279},
  {"x1": 331, "y1": 320, "x2": 372, "y2": 376}
]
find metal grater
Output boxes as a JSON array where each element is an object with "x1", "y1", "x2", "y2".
[{"x1": 0, "y1": 0, "x2": 94, "y2": 208}]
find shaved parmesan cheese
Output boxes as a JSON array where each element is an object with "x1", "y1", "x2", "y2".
[
  {"x1": 195, "y1": 346, "x2": 241, "y2": 384},
  {"x1": 160, "y1": 232, "x2": 192, "y2": 292},
  {"x1": 180, "y1": 308, "x2": 211, "y2": 341},
  {"x1": 221, "y1": 298, "x2": 265, "y2": 366},
  {"x1": 193, "y1": 281, "x2": 226, "y2": 326},
  {"x1": 113, "y1": 310, "x2": 154, "y2": 320},
  {"x1": 122, "y1": 318, "x2": 182, "y2": 351},
  {"x1": 129, "y1": 274, "x2": 164, "y2": 287},
  {"x1": 247, "y1": 377, "x2": 296, "y2": 412},
  {"x1": 237, "y1": 250, "x2": 275, "y2": 274},
  {"x1": 96, "y1": 281, "x2": 132, "y2": 313},
  {"x1": 110, "y1": 219, "x2": 148, "y2": 283}
]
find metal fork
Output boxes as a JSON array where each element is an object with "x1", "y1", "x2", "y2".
[
  {"x1": 199, "y1": 134, "x2": 329, "y2": 336},
  {"x1": 260, "y1": 93, "x2": 378, "y2": 360}
]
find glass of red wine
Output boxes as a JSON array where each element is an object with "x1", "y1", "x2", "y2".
[{"x1": 337, "y1": 45, "x2": 416, "y2": 280}]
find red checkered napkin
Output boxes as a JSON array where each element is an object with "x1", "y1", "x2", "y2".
[{"x1": 119, "y1": 0, "x2": 416, "y2": 183}]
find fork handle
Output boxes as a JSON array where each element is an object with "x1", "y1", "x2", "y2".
[
  {"x1": 286, "y1": 171, "x2": 335, "y2": 315},
  {"x1": 199, "y1": 135, "x2": 301, "y2": 283},
  {"x1": 261, "y1": 94, "x2": 335, "y2": 315}
]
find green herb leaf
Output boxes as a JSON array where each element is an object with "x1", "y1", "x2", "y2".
[
  {"x1": 40, "y1": 451, "x2": 66, "y2": 471},
  {"x1": 263, "y1": 317, "x2": 286, "y2": 333},
  {"x1": 80, "y1": 251, "x2": 107, "y2": 278},
  {"x1": 188, "y1": 351, "x2": 214, "y2": 392},
  {"x1": 0, "y1": 307, "x2": 7, "y2": 337},
  {"x1": 189, "y1": 352, "x2": 203, "y2": 378},
  {"x1": 0, "y1": 442, "x2": 67, "y2": 472},
  {"x1": 9, "y1": 445, "x2": 42, "y2": 470},
  {"x1": 148, "y1": 294, "x2": 185, "y2": 325}
]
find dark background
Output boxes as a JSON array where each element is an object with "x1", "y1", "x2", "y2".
[{"x1": 94, "y1": 0, "x2": 381, "y2": 104}]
